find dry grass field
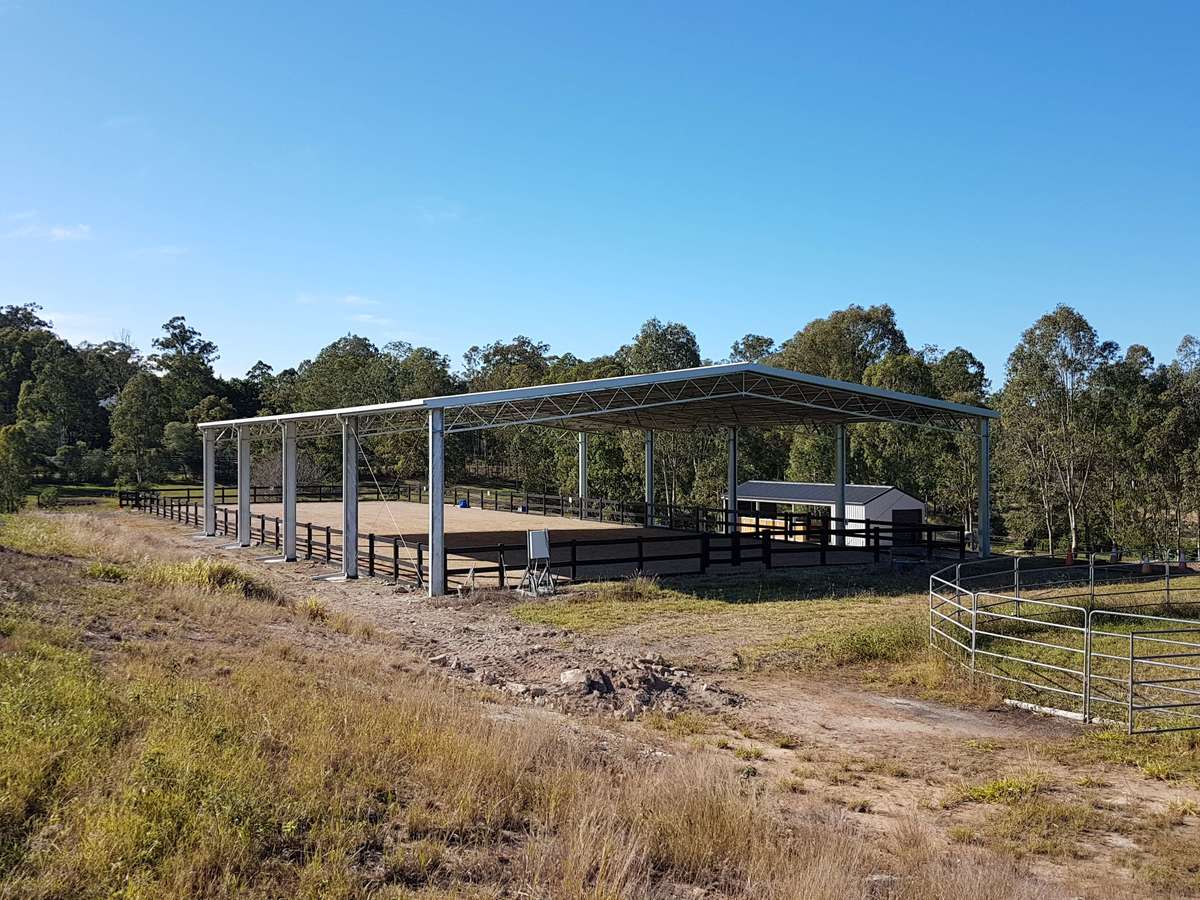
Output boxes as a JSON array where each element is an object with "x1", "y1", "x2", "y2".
[{"x1": 3, "y1": 508, "x2": 1200, "y2": 897}]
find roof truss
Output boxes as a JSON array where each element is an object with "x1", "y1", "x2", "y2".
[{"x1": 199, "y1": 363, "x2": 995, "y2": 444}]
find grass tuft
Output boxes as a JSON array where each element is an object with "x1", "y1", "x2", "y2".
[
  {"x1": 83, "y1": 561, "x2": 129, "y2": 582},
  {"x1": 140, "y1": 559, "x2": 281, "y2": 604},
  {"x1": 300, "y1": 596, "x2": 328, "y2": 622},
  {"x1": 957, "y1": 771, "x2": 1047, "y2": 805}
]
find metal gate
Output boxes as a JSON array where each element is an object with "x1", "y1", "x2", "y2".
[{"x1": 930, "y1": 556, "x2": 1200, "y2": 734}]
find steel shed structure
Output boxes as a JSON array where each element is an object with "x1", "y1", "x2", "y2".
[
  {"x1": 735, "y1": 481, "x2": 927, "y2": 548},
  {"x1": 196, "y1": 362, "x2": 997, "y2": 595}
]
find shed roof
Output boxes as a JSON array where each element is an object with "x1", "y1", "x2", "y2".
[
  {"x1": 198, "y1": 362, "x2": 997, "y2": 441},
  {"x1": 736, "y1": 480, "x2": 918, "y2": 506}
]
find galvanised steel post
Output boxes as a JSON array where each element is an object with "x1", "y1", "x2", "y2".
[
  {"x1": 643, "y1": 430, "x2": 654, "y2": 526},
  {"x1": 428, "y1": 408, "x2": 446, "y2": 597},
  {"x1": 970, "y1": 590, "x2": 978, "y2": 674},
  {"x1": 726, "y1": 427, "x2": 738, "y2": 536},
  {"x1": 978, "y1": 418, "x2": 991, "y2": 557},
  {"x1": 1083, "y1": 609, "x2": 1093, "y2": 724},
  {"x1": 1127, "y1": 632, "x2": 1135, "y2": 735},
  {"x1": 201, "y1": 428, "x2": 216, "y2": 536},
  {"x1": 834, "y1": 424, "x2": 847, "y2": 548},
  {"x1": 341, "y1": 416, "x2": 359, "y2": 579},
  {"x1": 577, "y1": 431, "x2": 588, "y2": 511},
  {"x1": 237, "y1": 424, "x2": 252, "y2": 547},
  {"x1": 281, "y1": 420, "x2": 298, "y2": 562}
]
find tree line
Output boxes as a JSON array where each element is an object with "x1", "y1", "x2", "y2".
[{"x1": 0, "y1": 301, "x2": 1196, "y2": 556}]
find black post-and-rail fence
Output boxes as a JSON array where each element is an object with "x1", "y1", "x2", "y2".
[{"x1": 121, "y1": 483, "x2": 965, "y2": 589}]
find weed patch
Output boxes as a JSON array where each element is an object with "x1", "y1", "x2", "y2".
[
  {"x1": 956, "y1": 772, "x2": 1047, "y2": 805},
  {"x1": 139, "y1": 559, "x2": 281, "y2": 604}
]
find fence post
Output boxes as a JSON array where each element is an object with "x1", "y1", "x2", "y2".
[
  {"x1": 1011, "y1": 557, "x2": 1022, "y2": 616},
  {"x1": 872, "y1": 527, "x2": 880, "y2": 563},
  {"x1": 274, "y1": 517, "x2": 280, "y2": 550},
  {"x1": 325, "y1": 526, "x2": 331, "y2": 563},
  {"x1": 498, "y1": 545, "x2": 506, "y2": 588},
  {"x1": 762, "y1": 532, "x2": 771, "y2": 569},
  {"x1": 1165, "y1": 560, "x2": 1172, "y2": 606},
  {"x1": 1083, "y1": 609, "x2": 1093, "y2": 723},
  {"x1": 970, "y1": 591, "x2": 978, "y2": 674},
  {"x1": 700, "y1": 533, "x2": 709, "y2": 574},
  {"x1": 368, "y1": 533, "x2": 375, "y2": 577},
  {"x1": 637, "y1": 536, "x2": 644, "y2": 572},
  {"x1": 925, "y1": 526, "x2": 934, "y2": 560},
  {"x1": 306, "y1": 523, "x2": 312, "y2": 559},
  {"x1": 1127, "y1": 632, "x2": 1135, "y2": 735},
  {"x1": 819, "y1": 528, "x2": 827, "y2": 566},
  {"x1": 393, "y1": 539, "x2": 400, "y2": 582},
  {"x1": 732, "y1": 530, "x2": 741, "y2": 567},
  {"x1": 417, "y1": 543, "x2": 424, "y2": 586},
  {"x1": 570, "y1": 540, "x2": 578, "y2": 581}
]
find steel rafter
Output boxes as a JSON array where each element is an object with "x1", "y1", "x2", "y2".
[{"x1": 198, "y1": 363, "x2": 996, "y2": 444}]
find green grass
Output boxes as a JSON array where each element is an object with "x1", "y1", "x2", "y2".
[
  {"x1": 956, "y1": 772, "x2": 1047, "y2": 805},
  {"x1": 83, "y1": 561, "x2": 130, "y2": 582},
  {"x1": 738, "y1": 615, "x2": 926, "y2": 670},
  {"x1": 512, "y1": 572, "x2": 929, "y2": 672},
  {"x1": 139, "y1": 559, "x2": 282, "y2": 604}
]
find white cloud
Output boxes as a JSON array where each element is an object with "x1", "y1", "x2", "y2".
[
  {"x1": 4, "y1": 215, "x2": 91, "y2": 241},
  {"x1": 351, "y1": 312, "x2": 397, "y2": 327},
  {"x1": 338, "y1": 294, "x2": 378, "y2": 307},
  {"x1": 133, "y1": 244, "x2": 190, "y2": 259}
]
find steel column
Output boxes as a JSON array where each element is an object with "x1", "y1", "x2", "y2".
[
  {"x1": 978, "y1": 418, "x2": 991, "y2": 557},
  {"x1": 577, "y1": 431, "x2": 589, "y2": 502},
  {"x1": 281, "y1": 421, "x2": 297, "y2": 561},
  {"x1": 236, "y1": 425, "x2": 252, "y2": 546},
  {"x1": 834, "y1": 423, "x2": 847, "y2": 547},
  {"x1": 201, "y1": 429, "x2": 216, "y2": 535},
  {"x1": 643, "y1": 430, "x2": 654, "y2": 525},
  {"x1": 342, "y1": 416, "x2": 359, "y2": 578},
  {"x1": 726, "y1": 427, "x2": 738, "y2": 534},
  {"x1": 428, "y1": 408, "x2": 446, "y2": 596}
]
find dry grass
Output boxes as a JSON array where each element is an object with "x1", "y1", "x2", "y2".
[{"x1": 0, "y1": 509, "x2": 1056, "y2": 899}]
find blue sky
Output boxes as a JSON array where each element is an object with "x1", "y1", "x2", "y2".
[{"x1": 2, "y1": 2, "x2": 1197, "y2": 385}]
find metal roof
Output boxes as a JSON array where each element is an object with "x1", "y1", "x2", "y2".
[
  {"x1": 736, "y1": 480, "x2": 914, "y2": 506},
  {"x1": 198, "y1": 362, "x2": 997, "y2": 441}
]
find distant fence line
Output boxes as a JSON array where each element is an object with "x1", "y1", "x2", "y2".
[{"x1": 125, "y1": 491, "x2": 966, "y2": 590}]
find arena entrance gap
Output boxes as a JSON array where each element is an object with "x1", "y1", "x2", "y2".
[{"x1": 196, "y1": 362, "x2": 998, "y2": 597}]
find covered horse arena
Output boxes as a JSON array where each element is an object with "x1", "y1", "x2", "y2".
[{"x1": 173, "y1": 363, "x2": 996, "y2": 595}]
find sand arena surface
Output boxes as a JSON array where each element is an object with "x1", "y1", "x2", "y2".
[
  {"x1": 220, "y1": 499, "x2": 667, "y2": 545},
  {"x1": 214, "y1": 499, "x2": 875, "y2": 584}
]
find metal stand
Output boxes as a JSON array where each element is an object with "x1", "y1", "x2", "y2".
[{"x1": 518, "y1": 528, "x2": 555, "y2": 596}]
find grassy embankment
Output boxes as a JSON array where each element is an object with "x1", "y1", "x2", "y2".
[{"x1": 0, "y1": 511, "x2": 1040, "y2": 899}]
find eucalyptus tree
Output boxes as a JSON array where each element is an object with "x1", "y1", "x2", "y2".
[
  {"x1": 777, "y1": 304, "x2": 910, "y2": 486},
  {"x1": 110, "y1": 372, "x2": 171, "y2": 484},
  {"x1": 929, "y1": 347, "x2": 990, "y2": 532},
  {"x1": 999, "y1": 306, "x2": 1116, "y2": 554}
]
